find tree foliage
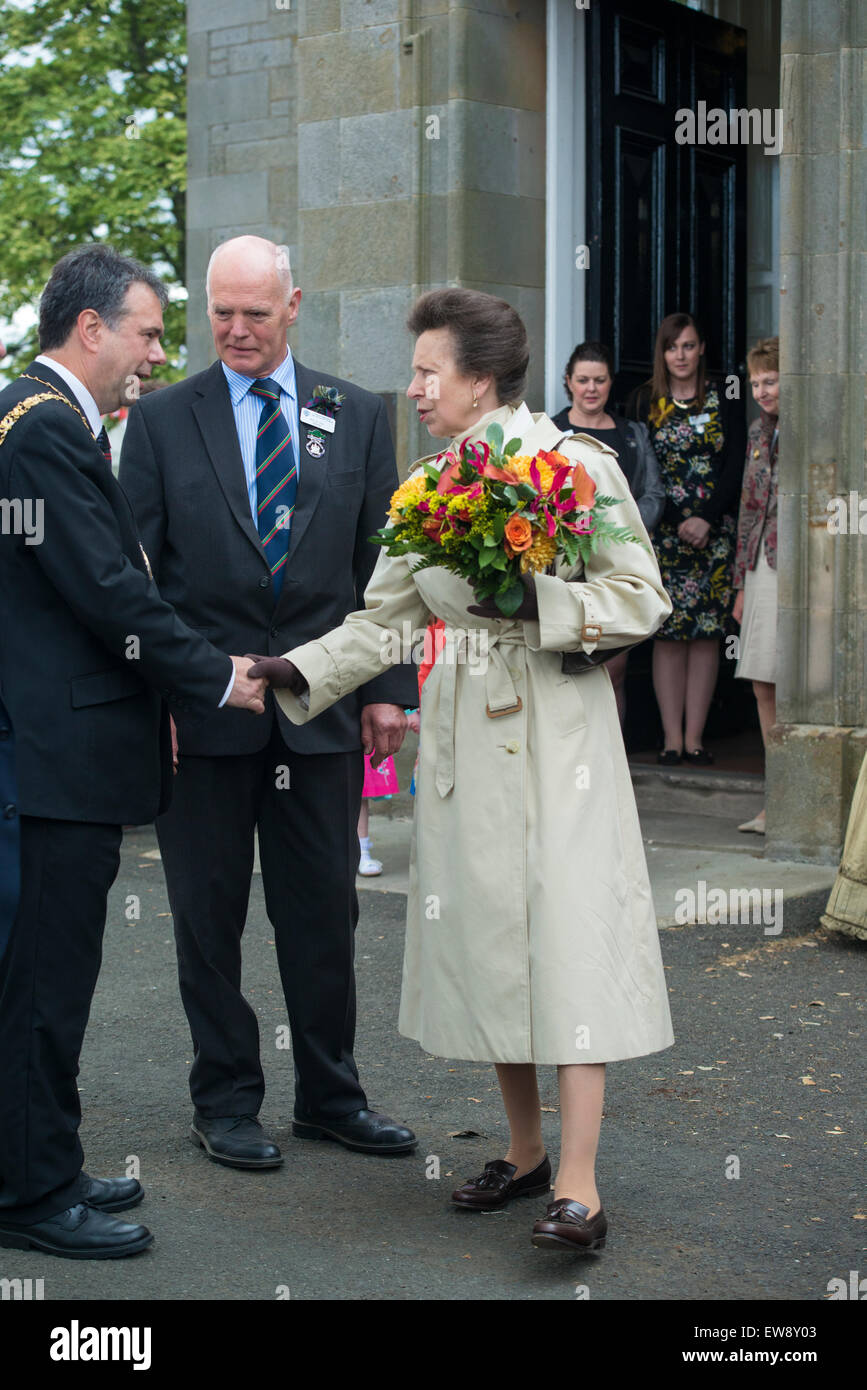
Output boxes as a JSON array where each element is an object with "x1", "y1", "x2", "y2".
[{"x1": 0, "y1": 0, "x2": 187, "y2": 371}]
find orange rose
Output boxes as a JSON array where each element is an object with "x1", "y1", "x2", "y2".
[
  {"x1": 571, "y1": 460, "x2": 597, "y2": 511},
  {"x1": 504, "y1": 514, "x2": 534, "y2": 553}
]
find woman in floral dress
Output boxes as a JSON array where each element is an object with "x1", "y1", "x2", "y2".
[{"x1": 629, "y1": 313, "x2": 745, "y2": 764}]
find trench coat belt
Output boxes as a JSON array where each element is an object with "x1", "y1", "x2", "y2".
[{"x1": 434, "y1": 632, "x2": 524, "y2": 798}]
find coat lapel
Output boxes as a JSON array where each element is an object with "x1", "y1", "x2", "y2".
[{"x1": 191, "y1": 362, "x2": 266, "y2": 565}]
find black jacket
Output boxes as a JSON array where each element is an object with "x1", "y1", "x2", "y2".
[
  {"x1": 0, "y1": 691, "x2": 18, "y2": 960},
  {"x1": 0, "y1": 362, "x2": 232, "y2": 823},
  {"x1": 550, "y1": 408, "x2": 666, "y2": 531},
  {"x1": 119, "y1": 358, "x2": 417, "y2": 757}
]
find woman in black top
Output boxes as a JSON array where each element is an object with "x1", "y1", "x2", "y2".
[
  {"x1": 628, "y1": 313, "x2": 745, "y2": 765},
  {"x1": 552, "y1": 341, "x2": 665, "y2": 725}
]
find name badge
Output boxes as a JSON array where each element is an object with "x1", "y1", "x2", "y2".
[
  {"x1": 300, "y1": 407, "x2": 335, "y2": 433},
  {"x1": 689, "y1": 412, "x2": 711, "y2": 432}
]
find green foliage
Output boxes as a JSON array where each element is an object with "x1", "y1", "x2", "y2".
[{"x1": 0, "y1": 0, "x2": 187, "y2": 372}]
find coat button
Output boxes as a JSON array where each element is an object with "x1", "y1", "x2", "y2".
[
  {"x1": 505, "y1": 740, "x2": 520, "y2": 754},
  {"x1": 270, "y1": 627, "x2": 279, "y2": 638},
  {"x1": 258, "y1": 577, "x2": 270, "y2": 588},
  {"x1": 3, "y1": 803, "x2": 16, "y2": 819}
]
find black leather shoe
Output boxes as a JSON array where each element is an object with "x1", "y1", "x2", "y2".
[
  {"x1": 191, "y1": 1114, "x2": 283, "y2": 1169},
  {"x1": 0, "y1": 1204, "x2": 153, "y2": 1260},
  {"x1": 531, "y1": 1197, "x2": 608, "y2": 1251},
  {"x1": 292, "y1": 1108, "x2": 416, "y2": 1155},
  {"x1": 81, "y1": 1171, "x2": 144, "y2": 1212},
  {"x1": 452, "y1": 1155, "x2": 552, "y2": 1210}
]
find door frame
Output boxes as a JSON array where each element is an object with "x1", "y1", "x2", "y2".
[{"x1": 544, "y1": 0, "x2": 587, "y2": 418}]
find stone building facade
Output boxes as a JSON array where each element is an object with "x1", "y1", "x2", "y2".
[{"x1": 186, "y1": 0, "x2": 866, "y2": 866}]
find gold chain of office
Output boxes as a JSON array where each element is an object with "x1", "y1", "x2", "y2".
[
  {"x1": 0, "y1": 375, "x2": 93, "y2": 446},
  {"x1": 0, "y1": 376, "x2": 154, "y2": 579}
]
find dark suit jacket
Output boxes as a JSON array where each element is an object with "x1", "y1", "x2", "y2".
[
  {"x1": 119, "y1": 357, "x2": 417, "y2": 756},
  {"x1": 0, "y1": 691, "x2": 18, "y2": 960},
  {"x1": 0, "y1": 362, "x2": 233, "y2": 823}
]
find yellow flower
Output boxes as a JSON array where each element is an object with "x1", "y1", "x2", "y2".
[
  {"x1": 509, "y1": 454, "x2": 555, "y2": 492},
  {"x1": 520, "y1": 529, "x2": 558, "y2": 573},
  {"x1": 388, "y1": 474, "x2": 429, "y2": 520}
]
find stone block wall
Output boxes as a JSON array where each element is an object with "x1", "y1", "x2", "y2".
[
  {"x1": 765, "y1": 0, "x2": 867, "y2": 862},
  {"x1": 186, "y1": 0, "x2": 299, "y2": 372},
  {"x1": 187, "y1": 0, "x2": 546, "y2": 468}
]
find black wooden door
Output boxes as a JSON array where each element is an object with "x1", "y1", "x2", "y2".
[{"x1": 585, "y1": 0, "x2": 747, "y2": 410}]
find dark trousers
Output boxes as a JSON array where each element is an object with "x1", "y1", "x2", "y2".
[
  {"x1": 0, "y1": 817, "x2": 122, "y2": 1224},
  {"x1": 156, "y1": 723, "x2": 366, "y2": 1120}
]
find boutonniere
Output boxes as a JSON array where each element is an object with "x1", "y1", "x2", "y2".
[{"x1": 300, "y1": 385, "x2": 345, "y2": 457}]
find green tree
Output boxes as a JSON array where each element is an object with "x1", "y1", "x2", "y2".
[{"x1": 0, "y1": 0, "x2": 187, "y2": 372}]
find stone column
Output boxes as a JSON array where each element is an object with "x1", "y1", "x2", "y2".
[
  {"x1": 295, "y1": 0, "x2": 546, "y2": 469},
  {"x1": 767, "y1": 0, "x2": 867, "y2": 863}
]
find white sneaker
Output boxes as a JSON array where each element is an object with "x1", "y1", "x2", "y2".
[{"x1": 358, "y1": 850, "x2": 383, "y2": 876}]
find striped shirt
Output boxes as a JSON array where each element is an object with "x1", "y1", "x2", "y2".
[{"x1": 221, "y1": 348, "x2": 300, "y2": 525}]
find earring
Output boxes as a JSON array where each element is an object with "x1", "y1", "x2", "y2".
[{"x1": 472, "y1": 394, "x2": 479, "y2": 409}]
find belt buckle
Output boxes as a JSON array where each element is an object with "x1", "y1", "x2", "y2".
[
  {"x1": 486, "y1": 696, "x2": 523, "y2": 719},
  {"x1": 581, "y1": 623, "x2": 602, "y2": 643}
]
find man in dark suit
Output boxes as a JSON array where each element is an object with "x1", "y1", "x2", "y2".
[
  {"x1": 0, "y1": 245, "x2": 267, "y2": 1259},
  {"x1": 119, "y1": 235, "x2": 417, "y2": 1167}
]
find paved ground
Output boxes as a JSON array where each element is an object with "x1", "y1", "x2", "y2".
[{"x1": 1, "y1": 764, "x2": 863, "y2": 1302}]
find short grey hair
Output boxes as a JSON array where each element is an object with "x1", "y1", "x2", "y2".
[{"x1": 205, "y1": 239, "x2": 294, "y2": 304}]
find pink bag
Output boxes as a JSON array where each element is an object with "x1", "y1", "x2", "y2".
[{"x1": 361, "y1": 753, "x2": 400, "y2": 799}]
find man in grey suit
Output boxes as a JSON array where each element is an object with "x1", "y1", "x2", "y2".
[{"x1": 120, "y1": 236, "x2": 417, "y2": 1167}]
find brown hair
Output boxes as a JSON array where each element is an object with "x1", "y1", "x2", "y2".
[
  {"x1": 746, "y1": 336, "x2": 779, "y2": 376},
  {"x1": 645, "y1": 312, "x2": 706, "y2": 426},
  {"x1": 562, "y1": 341, "x2": 614, "y2": 399},
  {"x1": 407, "y1": 289, "x2": 529, "y2": 405}
]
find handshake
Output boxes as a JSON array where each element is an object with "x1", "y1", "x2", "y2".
[{"x1": 226, "y1": 654, "x2": 307, "y2": 714}]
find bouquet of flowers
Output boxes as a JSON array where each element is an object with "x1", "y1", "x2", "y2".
[{"x1": 371, "y1": 421, "x2": 643, "y2": 616}]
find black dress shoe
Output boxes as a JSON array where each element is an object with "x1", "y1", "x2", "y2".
[
  {"x1": 531, "y1": 1197, "x2": 608, "y2": 1251},
  {"x1": 81, "y1": 1171, "x2": 144, "y2": 1212},
  {"x1": 191, "y1": 1114, "x2": 283, "y2": 1169},
  {"x1": 657, "y1": 749, "x2": 682, "y2": 765},
  {"x1": 452, "y1": 1155, "x2": 552, "y2": 1210},
  {"x1": 684, "y1": 747, "x2": 714, "y2": 765},
  {"x1": 0, "y1": 1204, "x2": 153, "y2": 1260},
  {"x1": 292, "y1": 1108, "x2": 417, "y2": 1155}
]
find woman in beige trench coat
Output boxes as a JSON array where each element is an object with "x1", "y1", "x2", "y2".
[{"x1": 251, "y1": 289, "x2": 674, "y2": 1252}]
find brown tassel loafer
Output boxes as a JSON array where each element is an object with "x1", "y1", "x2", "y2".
[
  {"x1": 451, "y1": 1155, "x2": 552, "y2": 1210},
  {"x1": 531, "y1": 1197, "x2": 608, "y2": 1250}
]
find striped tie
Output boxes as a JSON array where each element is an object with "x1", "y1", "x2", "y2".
[
  {"x1": 96, "y1": 425, "x2": 112, "y2": 467},
  {"x1": 249, "y1": 377, "x2": 296, "y2": 598}
]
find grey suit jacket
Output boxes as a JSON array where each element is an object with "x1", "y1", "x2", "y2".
[{"x1": 119, "y1": 357, "x2": 417, "y2": 756}]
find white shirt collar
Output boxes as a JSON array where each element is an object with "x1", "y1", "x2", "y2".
[
  {"x1": 221, "y1": 346, "x2": 297, "y2": 407},
  {"x1": 34, "y1": 355, "x2": 103, "y2": 437}
]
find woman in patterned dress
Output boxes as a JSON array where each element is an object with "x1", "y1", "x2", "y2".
[{"x1": 629, "y1": 313, "x2": 745, "y2": 765}]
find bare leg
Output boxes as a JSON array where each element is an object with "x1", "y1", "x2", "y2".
[
  {"x1": 749, "y1": 680, "x2": 777, "y2": 829},
  {"x1": 753, "y1": 680, "x2": 776, "y2": 746},
  {"x1": 606, "y1": 651, "x2": 629, "y2": 728},
  {"x1": 495, "y1": 1063, "x2": 546, "y2": 1175},
  {"x1": 357, "y1": 800, "x2": 369, "y2": 839},
  {"x1": 684, "y1": 638, "x2": 720, "y2": 751},
  {"x1": 652, "y1": 640, "x2": 688, "y2": 752},
  {"x1": 555, "y1": 1063, "x2": 605, "y2": 1214}
]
